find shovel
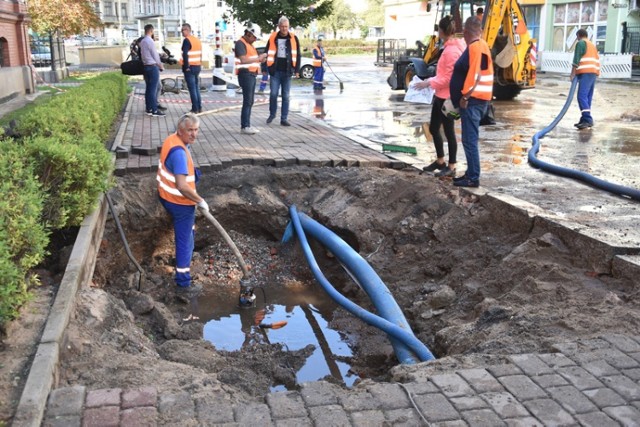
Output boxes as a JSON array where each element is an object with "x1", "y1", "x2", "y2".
[
  {"x1": 200, "y1": 209, "x2": 250, "y2": 279},
  {"x1": 324, "y1": 60, "x2": 344, "y2": 92}
]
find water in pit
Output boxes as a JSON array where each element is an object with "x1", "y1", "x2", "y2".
[{"x1": 192, "y1": 266, "x2": 361, "y2": 390}]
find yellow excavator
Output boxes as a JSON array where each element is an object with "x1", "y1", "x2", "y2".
[{"x1": 387, "y1": 0, "x2": 537, "y2": 100}]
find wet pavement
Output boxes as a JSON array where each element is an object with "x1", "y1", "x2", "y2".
[{"x1": 7, "y1": 58, "x2": 640, "y2": 426}]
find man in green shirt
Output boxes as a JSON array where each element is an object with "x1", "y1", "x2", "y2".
[{"x1": 570, "y1": 29, "x2": 600, "y2": 129}]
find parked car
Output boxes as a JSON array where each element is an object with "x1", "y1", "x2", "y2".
[
  {"x1": 65, "y1": 35, "x2": 101, "y2": 46},
  {"x1": 223, "y1": 46, "x2": 314, "y2": 79},
  {"x1": 31, "y1": 44, "x2": 51, "y2": 67}
]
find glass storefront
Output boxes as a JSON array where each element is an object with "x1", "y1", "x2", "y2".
[{"x1": 552, "y1": 0, "x2": 607, "y2": 52}]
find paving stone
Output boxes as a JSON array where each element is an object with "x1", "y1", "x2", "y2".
[
  {"x1": 430, "y1": 373, "x2": 475, "y2": 397},
  {"x1": 274, "y1": 417, "x2": 312, "y2": 427},
  {"x1": 486, "y1": 363, "x2": 523, "y2": 378},
  {"x1": 531, "y1": 374, "x2": 569, "y2": 388},
  {"x1": 547, "y1": 385, "x2": 598, "y2": 414},
  {"x1": 365, "y1": 383, "x2": 411, "y2": 410},
  {"x1": 299, "y1": 381, "x2": 340, "y2": 407},
  {"x1": 581, "y1": 360, "x2": 621, "y2": 378},
  {"x1": 601, "y1": 375, "x2": 640, "y2": 400},
  {"x1": 498, "y1": 375, "x2": 548, "y2": 401},
  {"x1": 622, "y1": 367, "x2": 640, "y2": 381},
  {"x1": 556, "y1": 366, "x2": 604, "y2": 390},
  {"x1": 450, "y1": 395, "x2": 488, "y2": 411},
  {"x1": 234, "y1": 402, "x2": 273, "y2": 426},
  {"x1": 122, "y1": 387, "x2": 157, "y2": 409},
  {"x1": 537, "y1": 353, "x2": 576, "y2": 368},
  {"x1": 582, "y1": 388, "x2": 627, "y2": 408},
  {"x1": 266, "y1": 391, "x2": 307, "y2": 419},
  {"x1": 414, "y1": 393, "x2": 460, "y2": 423},
  {"x1": 158, "y1": 391, "x2": 195, "y2": 423},
  {"x1": 457, "y1": 368, "x2": 504, "y2": 393},
  {"x1": 461, "y1": 408, "x2": 505, "y2": 426},
  {"x1": 337, "y1": 389, "x2": 379, "y2": 412},
  {"x1": 85, "y1": 388, "x2": 121, "y2": 408},
  {"x1": 383, "y1": 408, "x2": 426, "y2": 426},
  {"x1": 602, "y1": 334, "x2": 640, "y2": 353},
  {"x1": 195, "y1": 395, "x2": 234, "y2": 424},
  {"x1": 349, "y1": 409, "x2": 386, "y2": 426},
  {"x1": 603, "y1": 405, "x2": 640, "y2": 426},
  {"x1": 510, "y1": 354, "x2": 555, "y2": 376},
  {"x1": 120, "y1": 406, "x2": 157, "y2": 427},
  {"x1": 504, "y1": 417, "x2": 543, "y2": 427},
  {"x1": 82, "y1": 406, "x2": 120, "y2": 427},
  {"x1": 523, "y1": 399, "x2": 576, "y2": 426},
  {"x1": 574, "y1": 411, "x2": 618, "y2": 427},
  {"x1": 46, "y1": 386, "x2": 86, "y2": 418},
  {"x1": 43, "y1": 415, "x2": 81, "y2": 427},
  {"x1": 308, "y1": 405, "x2": 350, "y2": 426},
  {"x1": 400, "y1": 380, "x2": 439, "y2": 395},
  {"x1": 481, "y1": 392, "x2": 530, "y2": 418}
]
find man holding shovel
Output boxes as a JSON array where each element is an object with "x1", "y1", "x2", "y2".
[{"x1": 157, "y1": 113, "x2": 209, "y2": 295}]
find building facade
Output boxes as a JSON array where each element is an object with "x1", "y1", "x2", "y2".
[{"x1": 0, "y1": 0, "x2": 34, "y2": 100}]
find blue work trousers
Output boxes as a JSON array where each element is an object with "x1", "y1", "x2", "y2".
[
  {"x1": 576, "y1": 73, "x2": 596, "y2": 125},
  {"x1": 184, "y1": 66, "x2": 202, "y2": 112},
  {"x1": 160, "y1": 198, "x2": 195, "y2": 287},
  {"x1": 313, "y1": 66, "x2": 325, "y2": 89},
  {"x1": 269, "y1": 70, "x2": 292, "y2": 121},
  {"x1": 460, "y1": 99, "x2": 488, "y2": 182},
  {"x1": 238, "y1": 71, "x2": 257, "y2": 129},
  {"x1": 144, "y1": 65, "x2": 160, "y2": 112}
]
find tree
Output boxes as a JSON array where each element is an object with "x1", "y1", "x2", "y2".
[
  {"x1": 28, "y1": 0, "x2": 102, "y2": 37},
  {"x1": 318, "y1": 0, "x2": 357, "y2": 39},
  {"x1": 224, "y1": 0, "x2": 333, "y2": 34},
  {"x1": 359, "y1": 0, "x2": 384, "y2": 38}
]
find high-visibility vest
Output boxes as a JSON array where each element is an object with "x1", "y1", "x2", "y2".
[
  {"x1": 179, "y1": 35, "x2": 202, "y2": 66},
  {"x1": 157, "y1": 133, "x2": 196, "y2": 206},
  {"x1": 266, "y1": 31, "x2": 298, "y2": 69},
  {"x1": 576, "y1": 39, "x2": 600, "y2": 76},
  {"x1": 463, "y1": 39, "x2": 494, "y2": 101},
  {"x1": 234, "y1": 38, "x2": 260, "y2": 74},
  {"x1": 312, "y1": 45, "x2": 325, "y2": 68}
]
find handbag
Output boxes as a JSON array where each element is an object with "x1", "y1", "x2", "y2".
[{"x1": 120, "y1": 58, "x2": 144, "y2": 76}]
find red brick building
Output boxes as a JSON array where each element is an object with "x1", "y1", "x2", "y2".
[{"x1": 0, "y1": 0, "x2": 34, "y2": 102}]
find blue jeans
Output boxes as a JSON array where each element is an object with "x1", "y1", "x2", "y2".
[
  {"x1": 576, "y1": 73, "x2": 596, "y2": 124},
  {"x1": 460, "y1": 99, "x2": 488, "y2": 182},
  {"x1": 238, "y1": 72, "x2": 256, "y2": 129},
  {"x1": 184, "y1": 66, "x2": 202, "y2": 112},
  {"x1": 160, "y1": 198, "x2": 195, "y2": 287},
  {"x1": 144, "y1": 65, "x2": 160, "y2": 112},
  {"x1": 269, "y1": 70, "x2": 292, "y2": 121}
]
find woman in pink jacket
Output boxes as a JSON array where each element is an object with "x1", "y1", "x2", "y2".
[{"x1": 414, "y1": 16, "x2": 466, "y2": 177}]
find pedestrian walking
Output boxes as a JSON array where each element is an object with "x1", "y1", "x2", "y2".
[
  {"x1": 414, "y1": 16, "x2": 465, "y2": 178},
  {"x1": 312, "y1": 38, "x2": 326, "y2": 90},
  {"x1": 449, "y1": 16, "x2": 493, "y2": 188},
  {"x1": 139, "y1": 24, "x2": 165, "y2": 117},
  {"x1": 235, "y1": 26, "x2": 268, "y2": 135},
  {"x1": 180, "y1": 23, "x2": 203, "y2": 114},
  {"x1": 157, "y1": 113, "x2": 208, "y2": 295},
  {"x1": 570, "y1": 28, "x2": 600, "y2": 129},
  {"x1": 265, "y1": 16, "x2": 301, "y2": 127}
]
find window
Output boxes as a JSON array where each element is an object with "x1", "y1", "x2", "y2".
[
  {"x1": 522, "y1": 6, "x2": 541, "y2": 42},
  {"x1": 104, "y1": 2, "x2": 113, "y2": 17},
  {"x1": 0, "y1": 37, "x2": 7, "y2": 67},
  {"x1": 552, "y1": 1, "x2": 607, "y2": 52},
  {"x1": 121, "y1": 3, "x2": 128, "y2": 19}
]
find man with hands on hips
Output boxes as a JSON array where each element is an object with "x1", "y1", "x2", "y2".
[{"x1": 157, "y1": 113, "x2": 208, "y2": 294}]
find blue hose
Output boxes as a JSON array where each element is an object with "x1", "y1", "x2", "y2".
[
  {"x1": 283, "y1": 205, "x2": 435, "y2": 363},
  {"x1": 528, "y1": 78, "x2": 640, "y2": 201}
]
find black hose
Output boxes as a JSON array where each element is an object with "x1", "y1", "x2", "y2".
[
  {"x1": 528, "y1": 78, "x2": 640, "y2": 202},
  {"x1": 105, "y1": 193, "x2": 145, "y2": 291}
]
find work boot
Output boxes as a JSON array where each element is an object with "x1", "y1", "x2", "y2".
[
  {"x1": 175, "y1": 284, "x2": 203, "y2": 302},
  {"x1": 266, "y1": 115, "x2": 275, "y2": 124},
  {"x1": 157, "y1": 104, "x2": 167, "y2": 111},
  {"x1": 422, "y1": 160, "x2": 446, "y2": 172}
]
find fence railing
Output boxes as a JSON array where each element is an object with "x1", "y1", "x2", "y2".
[
  {"x1": 375, "y1": 39, "x2": 407, "y2": 65},
  {"x1": 540, "y1": 51, "x2": 633, "y2": 79}
]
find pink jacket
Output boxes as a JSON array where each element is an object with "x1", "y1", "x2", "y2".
[{"x1": 427, "y1": 38, "x2": 466, "y2": 99}]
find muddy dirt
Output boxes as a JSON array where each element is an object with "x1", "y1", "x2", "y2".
[{"x1": 2, "y1": 165, "x2": 639, "y2": 420}]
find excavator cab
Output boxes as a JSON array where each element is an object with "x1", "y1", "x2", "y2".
[{"x1": 387, "y1": 0, "x2": 537, "y2": 100}]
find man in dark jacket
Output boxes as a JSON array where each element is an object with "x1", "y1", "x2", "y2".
[{"x1": 264, "y1": 16, "x2": 301, "y2": 127}]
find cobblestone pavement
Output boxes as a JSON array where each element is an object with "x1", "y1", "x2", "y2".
[{"x1": 27, "y1": 79, "x2": 640, "y2": 426}]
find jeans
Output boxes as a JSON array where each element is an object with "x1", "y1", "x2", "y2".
[
  {"x1": 429, "y1": 96, "x2": 457, "y2": 164},
  {"x1": 460, "y1": 99, "x2": 488, "y2": 182},
  {"x1": 184, "y1": 65, "x2": 202, "y2": 112},
  {"x1": 144, "y1": 65, "x2": 160, "y2": 112},
  {"x1": 269, "y1": 70, "x2": 292, "y2": 121},
  {"x1": 238, "y1": 72, "x2": 256, "y2": 129},
  {"x1": 576, "y1": 73, "x2": 596, "y2": 124},
  {"x1": 160, "y1": 198, "x2": 196, "y2": 287}
]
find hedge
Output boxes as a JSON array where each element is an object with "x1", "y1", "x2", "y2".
[{"x1": 0, "y1": 72, "x2": 127, "y2": 326}]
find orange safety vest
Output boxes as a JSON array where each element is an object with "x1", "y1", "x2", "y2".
[
  {"x1": 157, "y1": 133, "x2": 196, "y2": 205},
  {"x1": 576, "y1": 39, "x2": 600, "y2": 76},
  {"x1": 179, "y1": 35, "x2": 202, "y2": 66},
  {"x1": 463, "y1": 39, "x2": 494, "y2": 101},
  {"x1": 234, "y1": 38, "x2": 260, "y2": 74},
  {"x1": 312, "y1": 45, "x2": 325, "y2": 68},
  {"x1": 266, "y1": 31, "x2": 298, "y2": 69}
]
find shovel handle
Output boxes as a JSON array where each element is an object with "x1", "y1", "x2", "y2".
[{"x1": 201, "y1": 209, "x2": 251, "y2": 279}]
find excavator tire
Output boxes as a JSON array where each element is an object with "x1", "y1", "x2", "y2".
[
  {"x1": 404, "y1": 68, "x2": 416, "y2": 92},
  {"x1": 493, "y1": 84, "x2": 521, "y2": 101}
]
